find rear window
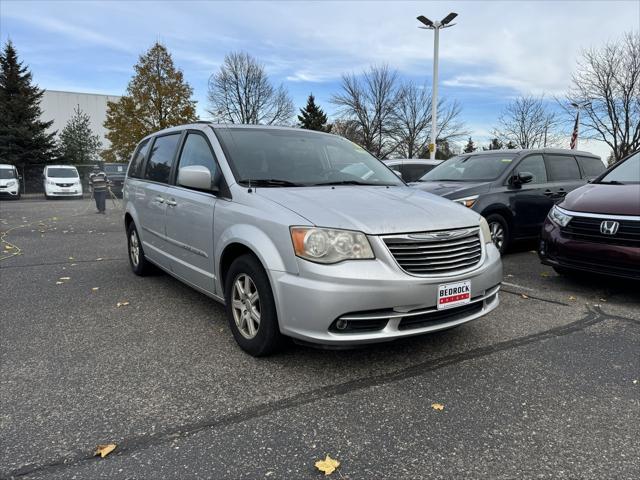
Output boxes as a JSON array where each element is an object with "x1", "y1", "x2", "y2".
[
  {"x1": 545, "y1": 155, "x2": 581, "y2": 181},
  {"x1": 421, "y1": 153, "x2": 517, "y2": 182},
  {"x1": 46, "y1": 168, "x2": 79, "y2": 178},
  {"x1": 577, "y1": 156, "x2": 605, "y2": 179},
  {"x1": 144, "y1": 134, "x2": 181, "y2": 184},
  {"x1": 105, "y1": 164, "x2": 127, "y2": 174},
  {"x1": 128, "y1": 138, "x2": 150, "y2": 179}
]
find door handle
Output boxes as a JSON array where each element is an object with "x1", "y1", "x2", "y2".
[
  {"x1": 154, "y1": 196, "x2": 165, "y2": 204},
  {"x1": 543, "y1": 189, "x2": 554, "y2": 197},
  {"x1": 165, "y1": 199, "x2": 177, "y2": 207}
]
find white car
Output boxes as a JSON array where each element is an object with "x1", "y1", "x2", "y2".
[
  {"x1": 0, "y1": 164, "x2": 21, "y2": 200},
  {"x1": 43, "y1": 165, "x2": 83, "y2": 199}
]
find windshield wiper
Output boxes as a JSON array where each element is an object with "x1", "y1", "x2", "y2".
[
  {"x1": 597, "y1": 180, "x2": 625, "y2": 185},
  {"x1": 238, "y1": 178, "x2": 303, "y2": 187},
  {"x1": 311, "y1": 180, "x2": 394, "y2": 186}
]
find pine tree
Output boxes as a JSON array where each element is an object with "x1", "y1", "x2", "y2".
[
  {"x1": 59, "y1": 105, "x2": 102, "y2": 165},
  {"x1": 463, "y1": 137, "x2": 476, "y2": 153},
  {"x1": 103, "y1": 43, "x2": 197, "y2": 162},
  {"x1": 505, "y1": 140, "x2": 518, "y2": 149},
  {"x1": 434, "y1": 139, "x2": 455, "y2": 160},
  {"x1": 298, "y1": 94, "x2": 330, "y2": 132},
  {"x1": 0, "y1": 41, "x2": 57, "y2": 168},
  {"x1": 486, "y1": 138, "x2": 503, "y2": 150}
]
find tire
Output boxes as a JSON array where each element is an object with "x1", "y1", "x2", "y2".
[
  {"x1": 127, "y1": 222, "x2": 153, "y2": 276},
  {"x1": 485, "y1": 213, "x2": 510, "y2": 254},
  {"x1": 224, "y1": 254, "x2": 284, "y2": 356},
  {"x1": 553, "y1": 266, "x2": 576, "y2": 276}
]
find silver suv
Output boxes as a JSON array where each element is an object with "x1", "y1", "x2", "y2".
[{"x1": 123, "y1": 124, "x2": 503, "y2": 356}]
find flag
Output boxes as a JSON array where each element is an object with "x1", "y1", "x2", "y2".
[{"x1": 570, "y1": 111, "x2": 580, "y2": 149}]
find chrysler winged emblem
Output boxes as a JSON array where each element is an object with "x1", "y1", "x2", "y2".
[{"x1": 600, "y1": 220, "x2": 619, "y2": 235}]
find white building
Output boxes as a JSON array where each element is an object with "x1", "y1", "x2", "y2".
[{"x1": 40, "y1": 90, "x2": 121, "y2": 149}]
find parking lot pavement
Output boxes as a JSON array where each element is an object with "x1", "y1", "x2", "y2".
[{"x1": 1, "y1": 199, "x2": 638, "y2": 479}]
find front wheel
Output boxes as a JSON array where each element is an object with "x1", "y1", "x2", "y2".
[
  {"x1": 485, "y1": 213, "x2": 510, "y2": 254},
  {"x1": 224, "y1": 254, "x2": 284, "y2": 356},
  {"x1": 127, "y1": 222, "x2": 153, "y2": 276}
]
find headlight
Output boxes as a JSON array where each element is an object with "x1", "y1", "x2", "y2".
[
  {"x1": 290, "y1": 227, "x2": 374, "y2": 264},
  {"x1": 548, "y1": 205, "x2": 572, "y2": 227},
  {"x1": 452, "y1": 195, "x2": 478, "y2": 208},
  {"x1": 479, "y1": 217, "x2": 492, "y2": 244},
  {"x1": 7, "y1": 180, "x2": 16, "y2": 187},
  {"x1": 47, "y1": 180, "x2": 56, "y2": 186}
]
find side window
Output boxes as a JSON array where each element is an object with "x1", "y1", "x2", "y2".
[
  {"x1": 404, "y1": 164, "x2": 434, "y2": 182},
  {"x1": 545, "y1": 155, "x2": 581, "y2": 181},
  {"x1": 144, "y1": 134, "x2": 181, "y2": 184},
  {"x1": 128, "y1": 138, "x2": 150, "y2": 179},
  {"x1": 177, "y1": 133, "x2": 218, "y2": 179},
  {"x1": 577, "y1": 156, "x2": 605, "y2": 179},
  {"x1": 515, "y1": 154, "x2": 547, "y2": 184}
]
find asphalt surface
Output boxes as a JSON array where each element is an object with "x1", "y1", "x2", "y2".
[{"x1": 1, "y1": 198, "x2": 638, "y2": 480}]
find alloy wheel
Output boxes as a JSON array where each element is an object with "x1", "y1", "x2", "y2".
[
  {"x1": 129, "y1": 229, "x2": 140, "y2": 267},
  {"x1": 489, "y1": 221, "x2": 505, "y2": 250},
  {"x1": 231, "y1": 274, "x2": 261, "y2": 339}
]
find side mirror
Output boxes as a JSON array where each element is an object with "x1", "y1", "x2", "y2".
[
  {"x1": 177, "y1": 165, "x2": 215, "y2": 192},
  {"x1": 513, "y1": 172, "x2": 533, "y2": 185}
]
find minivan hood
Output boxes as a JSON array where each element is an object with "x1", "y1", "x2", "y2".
[
  {"x1": 561, "y1": 183, "x2": 640, "y2": 216},
  {"x1": 255, "y1": 186, "x2": 480, "y2": 235},
  {"x1": 410, "y1": 180, "x2": 492, "y2": 199}
]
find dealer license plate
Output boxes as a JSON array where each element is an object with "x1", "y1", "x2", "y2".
[{"x1": 437, "y1": 281, "x2": 471, "y2": 310}]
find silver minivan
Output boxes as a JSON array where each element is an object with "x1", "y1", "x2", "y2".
[{"x1": 123, "y1": 124, "x2": 502, "y2": 356}]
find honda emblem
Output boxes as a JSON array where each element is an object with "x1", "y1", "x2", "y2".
[{"x1": 600, "y1": 220, "x2": 619, "y2": 235}]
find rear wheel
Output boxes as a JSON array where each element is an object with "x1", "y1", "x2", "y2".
[
  {"x1": 127, "y1": 222, "x2": 153, "y2": 276},
  {"x1": 485, "y1": 213, "x2": 510, "y2": 254},
  {"x1": 224, "y1": 254, "x2": 284, "y2": 356}
]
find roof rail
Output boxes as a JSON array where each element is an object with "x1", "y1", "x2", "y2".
[{"x1": 194, "y1": 120, "x2": 213, "y2": 124}]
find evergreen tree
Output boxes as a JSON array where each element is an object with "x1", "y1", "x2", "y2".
[
  {"x1": 486, "y1": 138, "x2": 503, "y2": 150},
  {"x1": 505, "y1": 140, "x2": 518, "y2": 149},
  {"x1": 434, "y1": 139, "x2": 455, "y2": 160},
  {"x1": 59, "y1": 105, "x2": 102, "y2": 164},
  {"x1": 298, "y1": 94, "x2": 330, "y2": 132},
  {"x1": 0, "y1": 41, "x2": 57, "y2": 168},
  {"x1": 103, "y1": 43, "x2": 197, "y2": 162},
  {"x1": 463, "y1": 137, "x2": 476, "y2": 153}
]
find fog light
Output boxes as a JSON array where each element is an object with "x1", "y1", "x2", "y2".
[
  {"x1": 539, "y1": 240, "x2": 546, "y2": 255},
  {"x1": 335, "y1": 319, "x2": 348, "y2": 330}
]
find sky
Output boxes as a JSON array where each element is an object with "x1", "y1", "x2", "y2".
[{"x1": 1, "y1": 0, "x2": 638, "y2": 158}]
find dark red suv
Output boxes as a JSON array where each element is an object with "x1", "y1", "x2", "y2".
[{"x1": 539, "y1": 150, "x2": 640, "y2": 279}]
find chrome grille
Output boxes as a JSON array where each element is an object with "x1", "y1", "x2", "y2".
[{"x1": 383, "y1": 228, "x2": 482, "y2": 275}]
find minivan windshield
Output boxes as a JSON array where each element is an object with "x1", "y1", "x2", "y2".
[
  {"x1": 215, "y1": 128, "x2": 403, "y2": 187},
  {"x1": 0, "y1": 169, "x2": 16, "y2": 179},
  {"x1": 597, "y1": 151, "x2": 639, "y2": 184},
  {"x1": 46, "y1": 167, "x2": 79, "y2": 178},
  {"x1": 419, "y1": 153, "x2": 518, "y2": 182}
]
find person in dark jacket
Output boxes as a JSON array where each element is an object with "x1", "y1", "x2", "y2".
[{"x1": 89, "y1": 166, "x2": 110, "y2": 214}]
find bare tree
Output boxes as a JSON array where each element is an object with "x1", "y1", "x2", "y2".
[
  {"x1": 331, "y1": 65, "x2": 401, "y2": 159},
  {"x1": 207, "y1": 52, "x2": 294, "y2": 125},
  {"x1": 564, "y1": 32, "x2": 640, "y2": 161},
  {"x1": 493, "y1": 96, "x2": 560, "y2": 149},
  {"x1": 392, "y1": 82, "x2": 466, "y2": 158}
]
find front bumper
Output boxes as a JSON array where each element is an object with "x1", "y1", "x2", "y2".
[
  {"x1": 271, "y1": 240, "x2": 502, "y2": 345},
  {"x1": 45, "y1": 186, "x2": 83, "y2": 197},
  {"x1": 539, "y1": 218, "x2": 640, "y2": 280},
  {"x1": 0, "y1": 186, "x2": 19, "y2": 197}
]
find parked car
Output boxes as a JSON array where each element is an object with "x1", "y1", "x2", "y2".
[
  {"x1": 104, "y1": 163, "x2": 128, "y2": 197},
  {"x1": 43, "y1": 165, "x2": 83, "y2": 199},
  {"x1": 382, "y1": 159, "x2": 442, "y2": 182},
  {"x1": 539, "y1": 150, "x2": 639, "y2": 280},
  {"x1": 123, "y1": 123, "x2": 503, "y2": 356},
  {"x1": 411, "y1": 148, "x2": 605, "y2": 253},
  {"x1": 0, "y1": 164, "x2": 21, "y2": 200}
]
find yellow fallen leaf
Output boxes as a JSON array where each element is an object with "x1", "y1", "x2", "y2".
[
  {"x1": 540, "y1": 272, "x2": 549, "y2": 277},
  {"x1": 599, "y1": 298, "x2": 607, "y2": 302},
  {"x1": 56, "y1": 281, "x2": 64, "y2": 285},
  {"x1": 96, "y1": 257, "x2": 104, "y2": 261},
  {"x1": 94, "y1": 443, "x2": 116, "y2": 458},
  {"x1": 116, "y1": 301, "x2": 130, "y2": 307},
  {"x1": 568, "y1": 296, "x2": 576, "y2": 301},
  {"x1": 431, "y1": 402, "x2": 445, "y2": 411},
  {"x1": 70, "y1": 263, "x2": 77, "y2": 266},
  {"x1": 92, "y1": 287, "x2": 100, "y2": 292},
  {"x1": 520, "y1": 294, "x2": 529, "y2": 299},
  {"x1": 315, "y1": 455, "x2": 340, "y2": 476},
  {"x1": 59, "y1": 277, "x2": 71, "y2": 281},
  {"x1": 4, "y1": 245, "x2": 13, "y2": 250},
  {"x1": 633, "y1": 379, "x2": 638, "y2": 384},
  {"x1": 68, "y1": 257, "x2": 74, "y2": 260}
]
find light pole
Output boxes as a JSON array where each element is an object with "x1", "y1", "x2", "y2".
[{"x1": 417, "y1": 12, "x2": 457, "y2": 160}]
